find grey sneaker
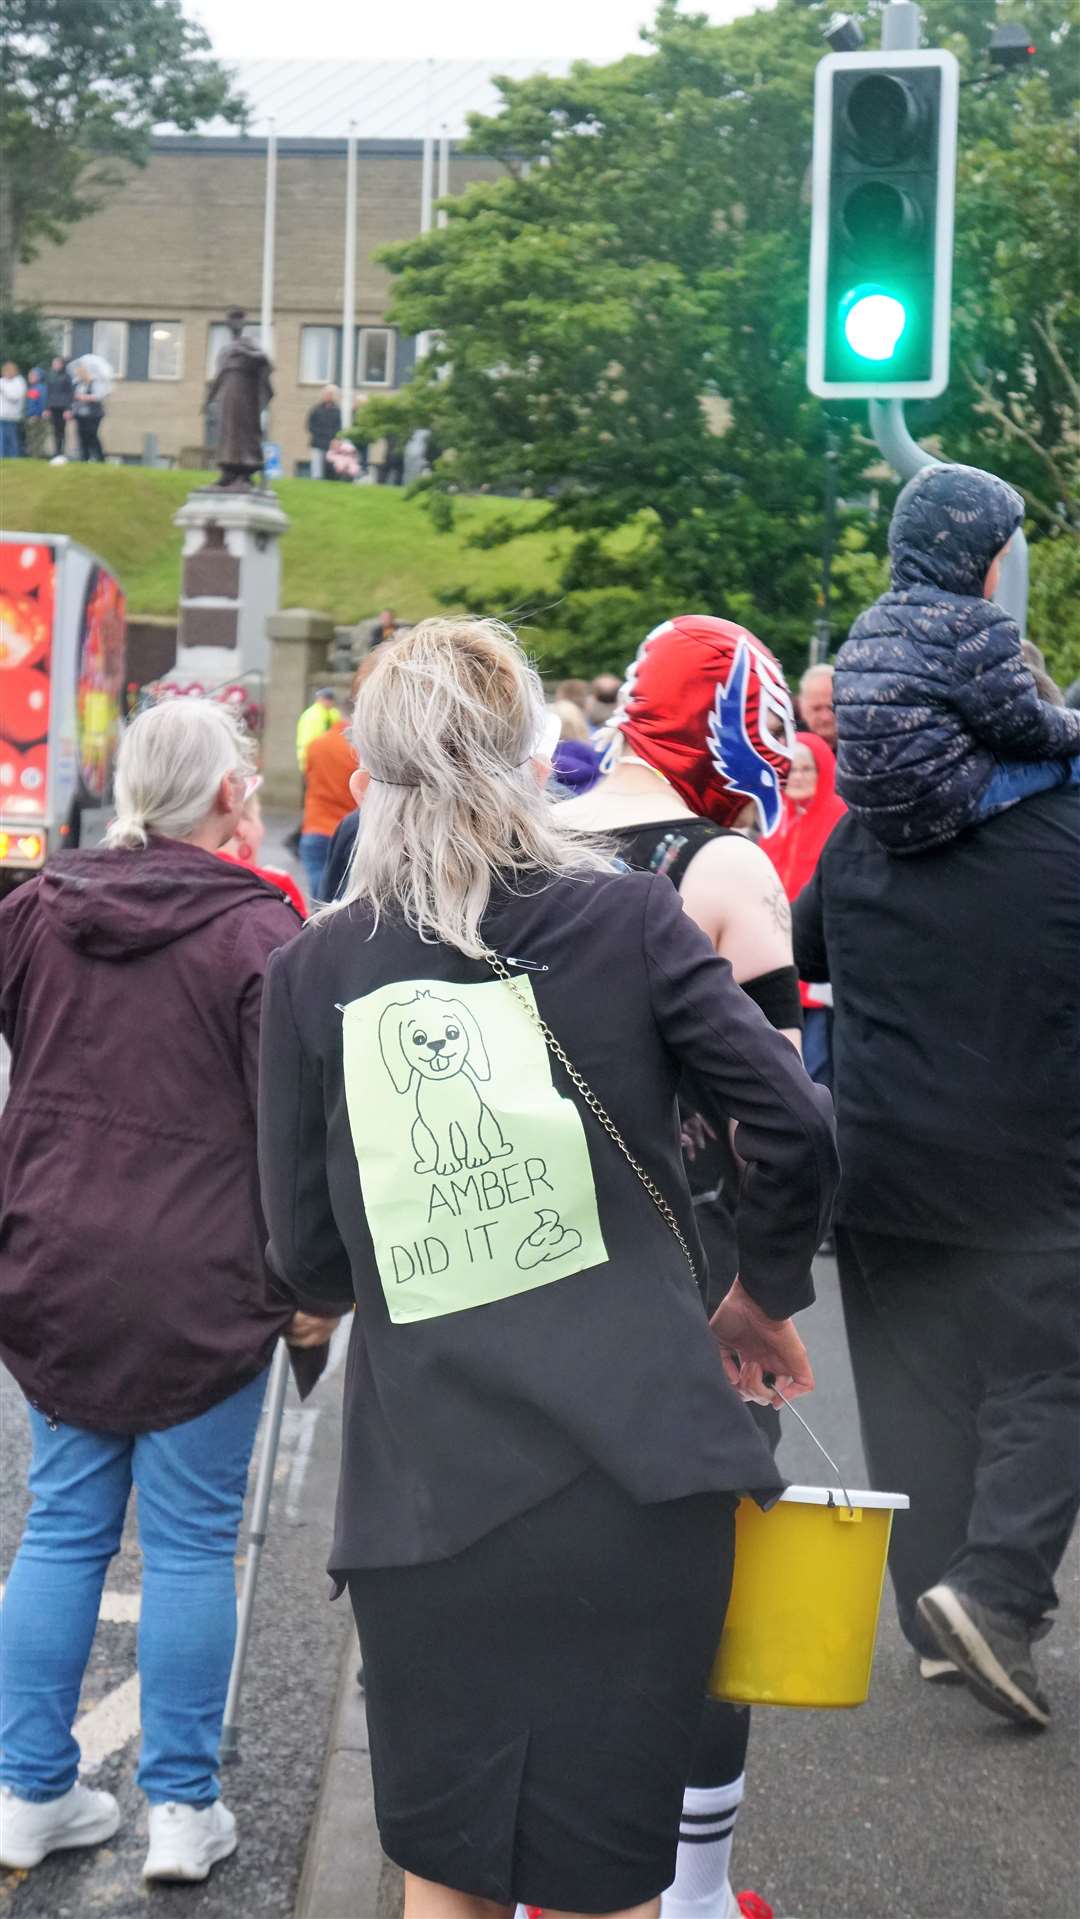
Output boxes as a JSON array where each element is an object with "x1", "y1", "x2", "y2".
[{"x1": 917, "y1": 1583, "x2": 1050, "y2": 1729}]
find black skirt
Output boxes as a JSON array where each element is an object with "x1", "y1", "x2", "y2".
[{"x1": 348, "y1": 1470, "x2": 734, "y2": 1913}]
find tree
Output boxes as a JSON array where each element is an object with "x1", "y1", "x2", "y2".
[
  {"x1": 932, "y1": 77, "x2": 1078, "y2": 533},
  {"x1": 0, "y1": 0, "x2": 247, "y2": 307},
  {"x1": 0, "y1": 303, "x2": 57, "y2": 374},
  {"x1": 365, "y1": 0, "x2": 1078, "y2": 676},
  {"x1": 1029, "y1": 534, "x2": 1080, "y2": 686}
]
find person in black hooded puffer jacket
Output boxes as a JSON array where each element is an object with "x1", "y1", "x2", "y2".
[{"x1": 835, "y1": 462, "x2": 1080, "y2": 854}]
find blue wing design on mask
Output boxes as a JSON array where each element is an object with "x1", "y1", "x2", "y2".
[{"x1": 707, "y1": 637, "x2": 785, "y2": 835}]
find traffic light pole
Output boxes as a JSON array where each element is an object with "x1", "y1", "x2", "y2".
[
  {"x1": 812, "y1": 431, "x2": 839, "y2": 665},
  {"x1": 868, "y1": 0, "x2": 1029, "y2": 630}
]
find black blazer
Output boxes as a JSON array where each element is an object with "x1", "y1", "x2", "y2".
[
  {"x1": 259, "y1": 866, "x2": 838, "y2": 1570},
  {"x1": 795, "y1": 793, "x2": 1080, "y2": 1251}
]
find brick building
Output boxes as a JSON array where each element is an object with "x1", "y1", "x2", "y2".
[{"x1": 17, "y1": 59, "x2": 557, "y2": 472}]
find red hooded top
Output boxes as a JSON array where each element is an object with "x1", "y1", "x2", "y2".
[{"x1": 762, "y1": 732, "x2": 845, "y2": 1007}]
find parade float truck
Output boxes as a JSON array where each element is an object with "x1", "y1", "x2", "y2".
[{"x1": 0, "y1": 533, "x2": 127, "y2": 894}]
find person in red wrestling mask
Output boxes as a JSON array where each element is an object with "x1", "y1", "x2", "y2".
[{"x1": 559, "y1": 616, "x2": 818, "y2": 1919}]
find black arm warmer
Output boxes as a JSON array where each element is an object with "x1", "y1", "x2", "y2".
[{"x1": 740, "y1": 964, "x2": 803, "y2": 1032}]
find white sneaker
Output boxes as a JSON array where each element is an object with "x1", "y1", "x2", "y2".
[
  {"x1": 143, "y1": 1798, "x2": 237, "y2": 1882},
  {"x1": 0, "y1": 1781, "x2": 120, "y2": 1869},
  {"x1": 919, "y1": 1653, "x2": 962, "y2": 1682}
]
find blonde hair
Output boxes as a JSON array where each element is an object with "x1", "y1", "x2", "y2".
[
  {"x1": 105, "y1": 698, "x2": 255, "y2": 850},
  {"x1": 550, "y1": 699, "x2": 590, "y2": 744},
  {"x1": 327, "y1": 618, "x2": 612, "y2": 956}
]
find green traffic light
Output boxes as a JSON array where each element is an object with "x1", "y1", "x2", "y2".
[{"x1": 842, "y1": 287, "x2": 908, "y2": 361}]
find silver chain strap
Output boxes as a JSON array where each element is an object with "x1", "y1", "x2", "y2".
[{"x1": 483, "y1": 949, "x2": 698, "y2": 1283}]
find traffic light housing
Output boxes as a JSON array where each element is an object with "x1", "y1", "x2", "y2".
[{"x1": 807, "y1": 49, "x2": 959, "y2": 399}]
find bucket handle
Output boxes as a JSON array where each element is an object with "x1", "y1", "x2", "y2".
[{"x1": 763, "y1": 1375, "x2": 853, "y2": 1511}]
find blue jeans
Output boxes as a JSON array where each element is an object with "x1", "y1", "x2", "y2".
[
  {"x1": 0, "y1": 419, "x2": 23, "y2": 459},
  {"x1": 979, "y1": 755, "x2": 1080, "y2": 819},
  {"x1": 0, "y1": 1370, "x2": 267, "y2": 1806},
  {"x1": 298, "y1": 830, "x2": 331, "y2": 902}
]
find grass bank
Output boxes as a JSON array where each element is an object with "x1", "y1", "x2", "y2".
[{"x1": 2, "y1": 465, "x2": 567, "y2": 632}]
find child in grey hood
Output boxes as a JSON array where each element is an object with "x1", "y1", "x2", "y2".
[{"x1": 835, "y1": 463, "x2": 1080, "y2": 853}]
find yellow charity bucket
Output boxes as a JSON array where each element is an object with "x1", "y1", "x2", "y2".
[{"x1": 708, "y1": 1484, "x2": 909, "y2": 1709}]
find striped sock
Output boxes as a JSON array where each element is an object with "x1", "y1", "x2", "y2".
[{"x1": 660, "y1": 1772, "x2": 746, "y2": 1919}]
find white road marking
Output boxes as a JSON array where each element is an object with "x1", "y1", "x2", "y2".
[
  {"x1": 322, "y1": 1316, "x2": 351, "y2": 1381},
  {"x1": 268, "y1": 1319, "x2": 349, "y2": 1522},
  {"x1": 283, "y1": 1409, "x2": 320, "y2": 1521},
  {"x1": 74, "y1": 1673, "x2": 141, "y2": 1774},
  {"x1": 99, "y1": 1589, "x2": 141, "y2": 1623}
]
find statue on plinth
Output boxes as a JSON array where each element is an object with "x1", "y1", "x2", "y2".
[{"x1": 204, "y1": 307, "x2": 273, "y2": 490}]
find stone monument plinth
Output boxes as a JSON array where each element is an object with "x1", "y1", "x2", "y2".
[{"x1": 170, "y1": 489, "x2": 290, "y2": 689}]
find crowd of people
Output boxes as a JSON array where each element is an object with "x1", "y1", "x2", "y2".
[
  {"x1": 0, "y1": 356, "x2": 108, "y2": 462},
  {"x1": 304, "y1": 387, "x2": 412, "y2": 485},
  {"x1": 0, "y1": 461, "x2": 1077, "y2": 1919}
]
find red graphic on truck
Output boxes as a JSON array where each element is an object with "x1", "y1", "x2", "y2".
[
  {"x1": 78, "y1": 566, "x2": 126, "y2": 801},
  {"x1": 0, "y1": 541, "x2": 55, "y2": 824}
]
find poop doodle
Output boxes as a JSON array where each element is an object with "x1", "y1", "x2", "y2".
[
  {"x1": 342, "y1": 977, "x2": 608, "y2": 1322},
  {"x1": 515, "y1": 1210, "x2": 583, "y2": 1270}
]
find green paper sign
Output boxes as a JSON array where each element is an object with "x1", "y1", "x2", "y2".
[{"x1": 342, "y1": 975, "x2": 609, "y2": 1323}]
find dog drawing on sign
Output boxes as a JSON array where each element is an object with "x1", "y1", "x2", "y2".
[{"x1": 378, "y1": 992, "x2": 513, "y2": 1177}]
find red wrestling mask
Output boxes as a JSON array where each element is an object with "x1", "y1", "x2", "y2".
[{"x1": 611, "y1": 615, "x2": 796, "y2": 832}]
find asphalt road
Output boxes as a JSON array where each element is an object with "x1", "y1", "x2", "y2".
[
  {"x1": 0, "y1": 1330, "x2": 351, "y2": 1919},
  {"x1": 736, "y1": 1255, "x2": 1080, "y2": 1919}
]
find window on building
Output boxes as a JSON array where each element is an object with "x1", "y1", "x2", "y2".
[
  {"x1": 92, "y1": 320, "x2": 128, "y2": 380},
  {"x1": 44, "y1": 318, "x2": 73, "y2": 360},
  {"x1": 357, "y1": 327, "x2": 393, "y2": 387},
  {"x1": 206, "y1": 320, "x2": 259, "y2": 377},
  {"x1": 299, "y1": 326, "x2": 338, "y2": 386},
  {"x1": 148, "y1": 323, "x2": 183, "y2": 380}
]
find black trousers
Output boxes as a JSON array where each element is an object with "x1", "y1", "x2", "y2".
[
  {"x1": 76, "y1": 416, "x2": 104, "y2": 462},
  {"x1": 836, "y1": 1227, "x2": 1080, "y2": 1654},
  {"x1": 49, "y1": 408, "x2": 68, "y2": 457}
]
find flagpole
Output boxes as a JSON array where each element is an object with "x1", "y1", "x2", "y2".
[
  {"x1": 437, "y1": 124, "x2": 450, "y2": 228},
  {"x1": 420, "y1": 131, "x2": 435, "y2": 233},
  {"x1": 418, "y1": 66, "x2": 435, "y2": 358},
  {"x1": 260, "y1": 118, "x2": 277, "y2": 354},
  {"x1": 341, "y1": 120, "x2": 358, "y2": 429}
]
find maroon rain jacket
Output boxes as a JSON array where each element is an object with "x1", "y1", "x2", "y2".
[{"x1": 0, "y1": 840, "x2": 304, "y2": 1432}]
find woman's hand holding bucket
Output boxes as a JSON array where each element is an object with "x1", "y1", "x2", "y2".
[{"x1": 710, "y1": 1278, "x2": 814, "y2": 1407}]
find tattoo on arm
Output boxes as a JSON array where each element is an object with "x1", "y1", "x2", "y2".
[{"x1": 765, "y1": 884, "x2": 792, "y2": 935}]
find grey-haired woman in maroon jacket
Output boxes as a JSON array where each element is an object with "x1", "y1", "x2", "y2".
[{"x1": 0, "y1": 700, "x2": 338, "y2": 1884}]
